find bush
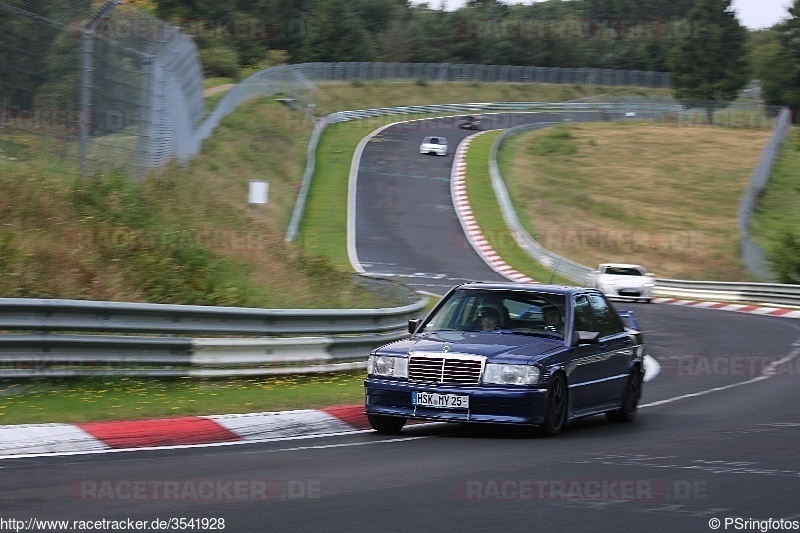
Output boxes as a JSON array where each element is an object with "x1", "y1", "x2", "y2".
[
  {"x1": 529, "y1": 127, "x2": 578, "y2": 156},
  {"x1": 768, "y1": 230, "x2": 800, "y2": 284},
  {"x1": 199, "y1": 45, "x2": 240, "y2": 79}
]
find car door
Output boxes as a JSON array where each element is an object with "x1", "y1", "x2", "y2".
[
  {"x1": 587, "y1": 293, "x2": 635, "y2": 403},
  {"x1": 567, "y1": 293, "x2": 634, "y2": 410},
  {"x1": 565, "y1": 294, "x2": 604, "y2": 410}
]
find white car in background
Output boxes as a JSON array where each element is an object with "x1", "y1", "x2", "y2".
[
  {"x1": 587, "y1": 263, "x2": 656, "y2": 303},
  {"x1": 419, "y1": 136, "x2": 448, "y2": 156}
]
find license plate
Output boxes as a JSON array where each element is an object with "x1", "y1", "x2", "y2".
[{"x1": 412, "y1": 391, "x2": 469, "y2": 409}]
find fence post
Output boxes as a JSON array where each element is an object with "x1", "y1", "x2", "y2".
[{"x1": 78, "y1": 0, "x2": 121, "y2": 178}]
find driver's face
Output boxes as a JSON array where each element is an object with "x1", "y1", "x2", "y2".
[{"x1": 481, "y1": 315, "x2": 498, "y2": 330}]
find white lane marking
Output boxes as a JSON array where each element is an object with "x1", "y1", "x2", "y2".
[
  {"x1": 271, "y1": 435, "x2": 432, "y2": 453},
  {"x1": 0, "y1": 428, "x2": 438, "y2": 461},
  {"x1": 641, "y1": 345, "x2": 800, "y2": 408}
]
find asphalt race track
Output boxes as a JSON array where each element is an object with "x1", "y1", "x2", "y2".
[
  {"x1": 351, "y1": 112, "x2": 584, "y2": 294},
  {"x1": 2, "y1": 113, "x2": 799, "y2": 533}
]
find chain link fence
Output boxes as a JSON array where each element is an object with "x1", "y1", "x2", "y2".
[
  {"x1": 0, "y1": 0, "x2": 203, "y2": 178},
  {"x1": 292, "y1": 62, "x2": 672, "y2": 88}
]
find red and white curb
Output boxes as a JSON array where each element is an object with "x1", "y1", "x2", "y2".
[
  {"x1": 451, "y1": 132, "x2": 535, "y2": 284},
  {"x1": 652, "y1": 298, "x2": 800, "y2": 319},
  {"x1": 0, "y1": 405, "x2": 371, "y2": 458}
]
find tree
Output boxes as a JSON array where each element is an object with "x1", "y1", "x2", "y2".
[
  {"x1": 757, "y1": 0, "x2": 800, "y2": 119},
  {"x1": 406, "y1": 5, "x2": 452, "y2": 64},
  {"x1": 300, "y1": 0, "x2": 375, "y2": 62},
  {"x1": 669, "y1": 0, "x2": 749, "y2": 118}
]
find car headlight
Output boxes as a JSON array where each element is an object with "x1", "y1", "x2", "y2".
[
  {"x1": 483, "y1": 364, "x2": 540, "y2": 386},
  {"x1": 367, "y1": 355, "x2": 408, "y2": 378}
]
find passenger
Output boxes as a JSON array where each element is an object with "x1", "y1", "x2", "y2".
[{"x1": 542, "y1": 305, "x2": 564, "y2": 333}]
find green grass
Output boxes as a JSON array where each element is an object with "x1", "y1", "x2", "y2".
[
  {"x1": 0, "y1": 373, "x2": 365, "y2": 425},
  {"x1": 749, "y1": 128, "x2": 800, "y2": 251},
  {"x1": 297, "y1": 121, "x2": 359, "y2": 269}
]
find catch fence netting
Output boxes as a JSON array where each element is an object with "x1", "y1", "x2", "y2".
[{"x1": 0, "y1": 0, "x2": 203, "y2": 176}]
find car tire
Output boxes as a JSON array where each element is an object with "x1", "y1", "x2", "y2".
[
  {"x1": 540, "y1": 373, "x2": 567, "y2": 437},
  {"x1": 367, "y1": 414, "x2": 406, "y2": 434},
  {"x1": 606, "y1": 368, "x2": 642, "y2": 423}
]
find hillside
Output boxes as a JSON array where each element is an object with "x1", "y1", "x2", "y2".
[{"x1": 0, "y1": 81, "x2": 779, "y2": 304}]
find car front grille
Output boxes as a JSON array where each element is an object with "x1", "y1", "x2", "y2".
[{"x1": 408, "y1": 354, "x2": 485, "y2": 385}]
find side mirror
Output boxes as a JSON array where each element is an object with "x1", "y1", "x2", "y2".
[
  {"x1": 573, "y1": 330, "x2": 600, "y2": 345},
  {"x1": 408, "y1": 319, "x2": 422, "y2": 334}
]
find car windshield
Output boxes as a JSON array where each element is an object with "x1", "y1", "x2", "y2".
[
  {"x1": 605, "y1": 266, "x2": 643, "y2": 276},
  {"x1": 421, "y1": 288, "x2": 566, "y2": 338}
]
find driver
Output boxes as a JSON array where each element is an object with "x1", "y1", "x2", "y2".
[
  {"x1": 542, "y1": 305, "x2": 564, "y2": 333},
  {"x1": 479, "y1": 306, "x2": 501, "y2": 331}
]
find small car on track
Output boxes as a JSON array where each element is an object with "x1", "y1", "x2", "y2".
[
  {"x1": 587, "y1": 263, "x2": 656, "y2": 303},
  {"x1": 364, "y1": 282, "x2": 645, "y2": 436},
  {"x1": 457, "y1": 115, "x2": 483, "y2": 130},
  {"x1": 419, "y1": 136, "x2": 448, "y2": 156}
]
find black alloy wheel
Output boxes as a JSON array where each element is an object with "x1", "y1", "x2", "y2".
[
  {"x1": 607, "y1": 368, "x2": 642, "y2": 423},
  {"x1": 541, "y1": 373, "x2": 567, "y2": 437}
]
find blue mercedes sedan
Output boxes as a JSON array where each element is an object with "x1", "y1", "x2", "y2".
[{"x1": 364, "y1": 283, "x2": 645, "y2": 436}]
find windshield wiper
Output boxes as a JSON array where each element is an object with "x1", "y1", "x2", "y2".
[{"x1": 502, "y1": 329, "x2": 562, "y2": 339}]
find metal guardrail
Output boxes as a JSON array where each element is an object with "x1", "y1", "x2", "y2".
[
  {"x1": 0, "y1": 294, "x2": 428, "y2": 378},
  {"x1": 652, "y1": 279, "x2": 800, "y2": 307}
]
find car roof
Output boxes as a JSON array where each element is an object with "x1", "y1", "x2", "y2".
[
  {"x1": 454, "y1": 282, "x2": 600, "y2": 297},
  {"x1": 423, "y1": 136, "x2": 446, "y2": 142},
  {"x1": 600, "y1": 263, "x2": 646, "y2": 269}
]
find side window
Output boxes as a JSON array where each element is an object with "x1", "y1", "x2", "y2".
[
  {"x1": 573, "y1": 296, "x2": 595, "y2": 332},
  {"x1": 588, "y1": 294, "x2": 625, "y2": 337}
]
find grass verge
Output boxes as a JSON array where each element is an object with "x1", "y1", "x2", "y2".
[{"x1": 0, "y1": 373, "x2": 365, "y2": 425}]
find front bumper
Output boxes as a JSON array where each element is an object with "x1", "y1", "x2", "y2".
[
  {"x1": 364, "y1": 378, "x2": 549, "y2": 425},
  {"x1": 420, "y1": 146, "x2": 447, "y2": 156},
  {"x1": 603, "y1": 286, "x2": 653, "y2": 299}
]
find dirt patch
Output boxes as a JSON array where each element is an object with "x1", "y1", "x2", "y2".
[{"x1": 203, "y1": 83, "x2": 235, "y2": 97}]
